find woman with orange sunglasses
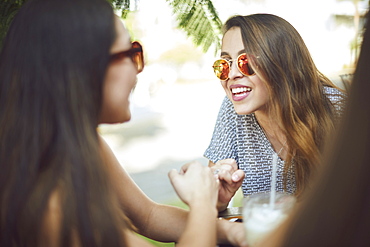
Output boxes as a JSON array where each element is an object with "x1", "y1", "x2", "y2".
[{"x1": 205, "y1": 14, "x2": 346, "y2": 212}]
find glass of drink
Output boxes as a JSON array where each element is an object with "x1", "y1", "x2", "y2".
[{"x1": 242, "y1": 192, "x2": 296, "y2": 247}]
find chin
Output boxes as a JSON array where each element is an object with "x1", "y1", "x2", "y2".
[
  {"x1": 115, "y1": 115, "x2": 131, "y2": 124},
  {"x1": 99, "y1": 114, "x2": 131, "y2": 125},
  {"x1": 122, "y1": 116, "x2": 131, "y2": 123},
  {"x1": 123, "y1": 112, "x2": 131, "y2": 122},
  {"x1": 116, "y1": 108, "x2": 131, "y2": 122},
  {"x1": 233, "y1": 106, "x2": 253, "y2": 115}
]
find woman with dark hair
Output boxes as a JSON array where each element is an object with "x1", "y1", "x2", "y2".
[
  {"x1": 262, "y1": 11, "x2": 370, "y2": 247},
  {"x1": 0, "y1": 0, "x2": 246, "y2": 246},
  {"x1": 205, "y1": 14, "x2": 346, "y2": 211}
]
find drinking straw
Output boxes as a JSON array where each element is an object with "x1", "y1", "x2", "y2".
[{"x1": 269, "y1": 153, "x2": 278, "y2": 209}]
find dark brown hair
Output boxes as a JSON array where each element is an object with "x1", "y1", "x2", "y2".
[
  {"x1": 280, "y1": 11, "x2": 370, "y2": 246},
  {"x1": 0, "y1": 0, "x2": 128, "y2": 246}
]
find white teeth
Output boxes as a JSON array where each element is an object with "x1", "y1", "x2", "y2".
[{"x1": 231, "y1": 87, "x2": 251, "y2": 94}]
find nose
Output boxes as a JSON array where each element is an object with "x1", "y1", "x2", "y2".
[{"x1": 228, "y1": 59, "x2": 243, "y2": 80}]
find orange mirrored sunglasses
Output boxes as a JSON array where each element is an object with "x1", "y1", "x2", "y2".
[
  {"x1": 110, "y1": 41, "x2": 144, "y2": 73},
  {"x1": 212, "y1": 53, "x2": 255, "y2": 80}
]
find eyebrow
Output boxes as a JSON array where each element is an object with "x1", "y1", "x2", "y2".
[{"x1": 220, "y1": 49, "x2": 245, "y2": 57}]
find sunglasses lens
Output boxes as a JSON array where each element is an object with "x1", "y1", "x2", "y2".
[
  {"x1": 237, "y1": 54, "x2": 255, "y2": 76},
  {"x1": 132, "y1": 42, "x2": 144, "y2": 73},
  {"x1": 213, "y1": 59, "x2": 229, "y2": 80}
]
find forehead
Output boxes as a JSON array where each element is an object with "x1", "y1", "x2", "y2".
[{"x1": 221, "y1": 27, "x2": 244, "y2": 57}]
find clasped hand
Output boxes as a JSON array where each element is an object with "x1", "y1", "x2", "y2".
[
  {"x1": 210, "y1": 159, "x2": 245, "y2": 211},
  {"x1": 168, "y1": 161, "x2": 219, "y2": 207}
]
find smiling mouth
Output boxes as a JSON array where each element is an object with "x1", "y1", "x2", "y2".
[{"x1": 231, "y1": 86, "x2": 251, "y2": 96}]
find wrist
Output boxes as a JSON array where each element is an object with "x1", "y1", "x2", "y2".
[
  {"x1": 217, "y1": 219, "x2": 246, "y2": 246},
  {"x1": 189, "y1": 200, "x2": 217, "y2": 214},
  {"x1": 216, "y1": 218, "x2": 232, "y2": 244},
  {"x1": 217, "y1": 201, "x2": 229, "y2": 212}
]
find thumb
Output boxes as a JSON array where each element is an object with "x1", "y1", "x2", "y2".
[
  {"x1": 231, "y1": 170, "x2": 245, "y2": 182},
  {"x1": 168, "y1": 169, "x2": 180, "y2": 185}
]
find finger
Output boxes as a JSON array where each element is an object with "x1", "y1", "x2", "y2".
[
  {"x1": 179, "y1": 163, "x2": 190, "y2": 175},
  {"x1": 211, "y1": 163, "x2": 232, "y2": 176},
  {"x1": 216, "y1": 159, "x2": 238, "y2": 172},
  {"x1": 220, "y1": 164, "x2": 232, "y2": 172},
  {"x1": 224, "y1": 159, "x2": 238, "y2": 170},
  {"x1": 211, "y1": 166, "x2": 221, "y2": 178},
  {"x1": 203, "y1": 167, "x2": 221, "y2": 192},
  {"x1": 215, "y1": 176, "x2": 220, "y2": 187},
  {"x1": 168, "y1": 169, "x2": 180, "y2": 184},
  {"x1": 231, "y1": 169, "x2": 245, "y2": 182},
  {"x1": 217, "y1": 169, "x2": 234, "y2": 185},
  {"x1": 216, "y1": 158, "x2": 237, "y2": 167}
]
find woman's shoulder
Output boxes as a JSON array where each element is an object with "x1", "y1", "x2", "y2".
[
  {"x1": 323, "y1": 86, "x2": 346, "y2": 103},
  {"x1": 323, "y1": 85, "x2": 343, "y2": 94},
  {"x1": 323, "y1": 86, "x2": 347, "y2": 117},
  {"x1": 40, "y1": 190, "x2": 63, "y2": 246}
]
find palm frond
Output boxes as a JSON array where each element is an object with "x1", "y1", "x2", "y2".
[
  {"x1": 0, "y1": 0, "x2": 27, "y2": 48},
  {"x1": 166, "y1": 0, "x2": 223, "y2": 53},
  {"x1": 0, "y1": 0, "x2": 223, "y2": 54},
  {"x1": 109, "y1": 0, "x2": 131, "y2": 18}
]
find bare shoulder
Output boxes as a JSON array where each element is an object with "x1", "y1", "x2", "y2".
[
  {"x1": 98, "y1": 134, "x2": 128, "y2": 170},
  {"x1": 98, "y1": 134, "x2": 116, "y2": 159},
  {"x1": 97, "y1": 134, "x2": 127, "y2": 177},
  {"x1": 40, "y1": 190, "x2": 63, "y2": 247}
]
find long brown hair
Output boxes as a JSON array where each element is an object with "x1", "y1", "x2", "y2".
[
  {"x1": 0, "y1": 0, "x2": 127, "y2": 246},
  {"x1": 223, "y1": 14, "x2": 346, "y2": 196},
  {"x1": 280, "y1": 11, "x2": 370, "y2": 246}
]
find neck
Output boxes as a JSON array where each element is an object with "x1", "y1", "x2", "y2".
[
  {"x1": 254, "y1": 111, "x2": 278, "y2": 138},
  {"x1": 255, "y1": 111, "x2": 287, "y2": 157}
]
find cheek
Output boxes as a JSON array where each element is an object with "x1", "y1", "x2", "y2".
[
  {"x1": 254, "y1": 77, "x2": 269, "y2": 97},
  {"x1": 100, "y1": 64, "x2": 136, "y2": 123},
  {"x1": 105, "y1": 67, "x2": 130, "y2": 103},
  {"x1": 260, "y1": 84, "x2": 270, "y2": 102},
  {"x1": 221, "y1": 81, "x2": 228, "y2": 91}
]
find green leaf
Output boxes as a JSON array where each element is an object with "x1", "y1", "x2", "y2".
[
  {"x1": 0, "y1": 0, "x2": 223, "y2": 53},
  {"x1": 165, "y1": 0, "x2": 222, "y2": 54},
  {"x1": 0, "y1": 0, "x2": 27, "y2": 48},
  {"x1": 110, "y1": 0, "x2": 131, "y2": 18}
]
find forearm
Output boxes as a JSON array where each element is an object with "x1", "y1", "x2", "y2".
[
  {"x1": 139, "y1": 202, "x2": 218, "y2": 246},
  {"x1": 139, "y1": 202, "x2": 246, "y2": 246},
  {"x1": 137, "y1": 203, "x2": 188, "y2": 242},
  {"x1": 176, "y1": 201, "x2": 217, "y2": 247}
]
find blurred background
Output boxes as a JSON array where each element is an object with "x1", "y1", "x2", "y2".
[{"x1": 99, "y1": 0, "x2": 369, "y2": 207}]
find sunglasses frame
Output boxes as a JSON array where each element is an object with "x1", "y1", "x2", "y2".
[
  {"x1": 110, "y1": 41, "x2": 144, "y2": 73},
  {"x1": 212, "y1": 53, "x2": 255, "y2": 81}
]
